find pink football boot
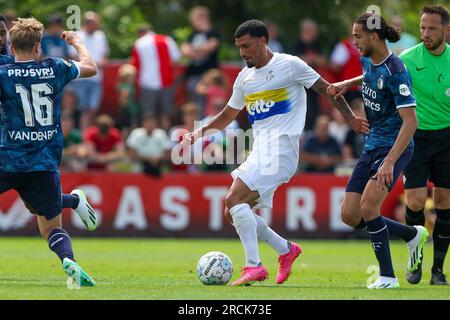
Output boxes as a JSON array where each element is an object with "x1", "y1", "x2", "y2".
[
  {"x1": 276, "y1": 242, "x2": 303, "y2": 284},
  {"x1": 231, "y1": 265, "x2": 269, "y2": 286}
]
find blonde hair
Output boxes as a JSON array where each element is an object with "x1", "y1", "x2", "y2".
[{"x1": 10, "y1": 17, "x2": 44, "y2": 53}]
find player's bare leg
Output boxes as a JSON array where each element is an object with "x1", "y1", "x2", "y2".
[{"x1": 342, "y1": 192, "x2": 365, "y2": 228}]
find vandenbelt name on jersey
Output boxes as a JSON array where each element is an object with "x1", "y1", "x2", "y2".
[
  {"x1": 400, "y1": 43, "x2": 450, "y2": 131},
  {"x1": 227, "y1": 53, "x2": 320, "y2": 138},
  {"x1": 360, "y1": 54, "x2": 416, "y2": 151},
  {"x1": 0, "y1": 58, "x2": 80, "y2": 172}
]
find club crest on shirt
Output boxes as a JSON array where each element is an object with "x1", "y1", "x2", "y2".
[
  {"x1": 377, "y1": 77, "x2": 384, "y2": 90},
  {"x1": 266, "y1": 70, "x2": 274, "y2": 81},
  {"x1": 446, "y1": 88, "x2": 450, "y2": 97}
]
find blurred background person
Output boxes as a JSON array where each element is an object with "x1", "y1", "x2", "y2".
[
  {"x1": 61, "y1": 89, "x2": 80, "y2": 129},
  {"x1": 200, "y1": 96, "x2": 239, "y2": 172},
  {"x1": 116, "y1": 63, "x2": 139, "y2": 135},
  {"x1": 170, "y1": 102, "x2": 206, "y2": 173},
  {"x1": 293, "y1": 18, "x2": 327, "y2": 131},
  {"x1": 181, "y1": 6, "x2": 220, "y2": 114},
  {"x1": 84, "y1": 114, "x2": 125, "y2": 170},
  {"x1": 41, "y1": 13, "x2": 70, "y2": 59},
  {"x1": 301, "y1": 115, "x2": 343, "y2": 173},
  {"x1": 387, "y1": 15, "x2": 418, "y2": 56},
  {"x1": 3, "y1": 9, "x2": 16, "y2": 30},
  {"x1": 265, "y1": 20, "x2": 284, "y2": 53},
  {"x1": 343, "y1": 127, "x2": 364, "y2": 161},
  {"x1": 195, "y1": 68, "x2": 230, "y2": 117},
  {"x1": 70, "y1": 11, "x2": 110, "y2": 132},
  {"x1": 60, "y1": 112, "x2": 86, "y2": 171},
  {"x1": 131, "y1": 23, "x2": 181, "y2": 126},
  {"x1": 329, "y1": 108, "x2": 350, "y2": 147},
  {"x1": 0, "y1": 13, "x2": 10, "y2": 55},
  {"x1": 126, "y1": 115, "x2": 171, "y2": 177},
  {"x1": 329, "y1": 26, "x2": 364, "y2": 112}
]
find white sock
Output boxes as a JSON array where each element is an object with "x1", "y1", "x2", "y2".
[
  {"x1": 230, "y1": 203, "x2": 260, "y2": 267},
  {"x1": 254, "y1": 213, "x2": 289, "y2": 255}
]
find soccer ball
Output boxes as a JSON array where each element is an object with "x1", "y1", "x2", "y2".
[{"x1": 197, "y1": 251, "x2": 233, "y2": 285}]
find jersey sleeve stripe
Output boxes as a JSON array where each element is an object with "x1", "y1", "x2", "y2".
[
  {"x1": 73, "y1": 61, "x2": 81, "y2": 79},
  {"x1": 396, "y1": 103, "x2": 416, "y2": 109}
]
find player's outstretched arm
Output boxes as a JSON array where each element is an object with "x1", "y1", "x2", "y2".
[
  {"x1": 61, "y1": 31, "x2": 97, "y2": 78},
  {"x1": 312, "y1": 77, "x2": 369, "y2": 135},
  {"x1": 181, "y1": 105, "x2": 240, "y2": 145},
  {"x1": 327, "y1": 75, "x2": 363, "y2": 99}
]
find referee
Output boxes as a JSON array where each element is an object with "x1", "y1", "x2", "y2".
[{"x1": 400, "y1": 5, "x2": 450, "y2": 285}]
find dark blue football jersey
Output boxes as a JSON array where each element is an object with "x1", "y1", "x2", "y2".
[
  {"x1": 0, "y1": 58, "x2": 79, "y2": 172},
  {"x1": 360, "y1": 54, "x2": 416, "y2": 151},
  {"x1": 0, "y1": 54, "x2": 14, "y2": 65}
]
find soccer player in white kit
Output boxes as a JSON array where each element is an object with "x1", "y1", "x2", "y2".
[{"x1": 182, "y1": 20, "x2": 369, "y2": 286}]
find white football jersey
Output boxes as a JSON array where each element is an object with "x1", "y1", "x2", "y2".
[{"x1": 228, "y1": 52, "x2": 320, "y2": 139}]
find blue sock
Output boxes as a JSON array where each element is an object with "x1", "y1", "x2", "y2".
[
  {"x1": 383, "y1": 217, "x2": 417, "y2": 242},
  {"x1": 62, "y1": 194, "x2": 79, "y2": 209},
  {"x1": 48, "y1": 228, "x2": 74, "y2": 262},
  {"x1": 365, "y1": 216, "x2": 395, "y2": 278}
]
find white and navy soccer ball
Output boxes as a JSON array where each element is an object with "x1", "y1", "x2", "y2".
[{"x1": 197, "y1": 251, "x2": 233, "y2": 285}]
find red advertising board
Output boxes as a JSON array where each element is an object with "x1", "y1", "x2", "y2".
[{"x1": 0, "y1": 173, "x2": 403, "y2": 238}]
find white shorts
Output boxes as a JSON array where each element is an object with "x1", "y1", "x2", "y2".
[{"x1": 231, "y1": 134, "x2": 300, "y2": 209}]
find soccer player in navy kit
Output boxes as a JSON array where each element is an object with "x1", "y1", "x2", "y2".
[
  {"x1": 0, "y1": 13, "x2": 97, "y2": 232},
  {"x1": 0, "y1": 18, "x2": 97, "y2": 285},
  {"x1": 328, "y1": 13, "x2": 429, "y2": 289}
]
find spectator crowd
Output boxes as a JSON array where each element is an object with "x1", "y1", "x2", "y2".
[{"x1": 3, "y1": 6, "x2": 444, "y2": 177}]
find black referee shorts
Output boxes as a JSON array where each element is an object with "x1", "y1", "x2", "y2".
[{"x1": 404, "y1": 126, "x2": 450, "y2": 189}]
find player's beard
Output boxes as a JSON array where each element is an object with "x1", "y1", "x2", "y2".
[{"x1": 422, "y1": 34, "x2": 444, "y2": 51}]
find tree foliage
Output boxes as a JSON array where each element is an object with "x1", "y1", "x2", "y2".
[{"x1": 1, "y1": 0, "x2": 448, "y2": 59}]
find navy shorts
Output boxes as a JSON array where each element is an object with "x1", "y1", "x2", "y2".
[
  {"x1": 0, "y1": 171, "x2": 62, "y2": 220},
  {"x1": 346, "y1": 146, "x2": 413, "y2": 194}
]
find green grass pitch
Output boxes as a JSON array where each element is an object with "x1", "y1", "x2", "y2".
[{"x1": 0, "y1": 237, "x2": 449, "y2": 300}]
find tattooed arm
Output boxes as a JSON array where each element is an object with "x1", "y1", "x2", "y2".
[{"x1": 311, "y1": 77, "x2": 369, "y2": 134}]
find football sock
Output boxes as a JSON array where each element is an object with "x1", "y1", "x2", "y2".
[
  {"x1": 230, "y1": 203, "x2": 260, "y2": 267},
  {"x1": 354, "y1": 219, "x2": 367, "y2": 230},
  {"x1": 383, "y1": 217, "x2": 417, "y2": 242},
  {"x1": 356, "y1": 217, "x2": 417, "y2": 242},
  {"x1": 62, "y1": 193, "x2": 79, "y2": 210},
  {"x1": 405, "y1": 207, "x2": 425, "y2": 226},
  {"x1": 47, "y1": 228, "x2": 74, "y2": 262},
  {"x1": 253, "y1": 213, "x2": 289, "y2": 255},
  {"x1": 365, "y1": 216, "x2": 395, "y2": 278},
  {"x1": 432, "y1": 209, "x2": 450, "y2": 272}
]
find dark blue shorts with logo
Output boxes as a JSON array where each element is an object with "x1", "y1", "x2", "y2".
[
  {"x1": 0, "y1": 170, "x2": 62, "y2": 220},
  {"x1": 346, "y1": 146, "x2": 413, "y2": 194}
]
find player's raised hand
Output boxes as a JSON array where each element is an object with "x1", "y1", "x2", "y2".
[
  {"x1": 327, "y1": 81, "x2": 350, "y2": 99},
  {"x1": 348, "y1": 116, "x2": 370, "y2": 135},
  {"x1": 61, "y1": 31, "x2": 81, "y2": 47},
  {"x1": 181, "y1": 130, "x2": 201, "y2": 146}
]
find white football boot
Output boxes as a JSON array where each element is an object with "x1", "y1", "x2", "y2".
[
  {"x1": 367, "y1": 276, "x2": 400, "y2": 289},
  {"x1": 71, "y1": 189, "x2": 97, "y2": 231}
]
